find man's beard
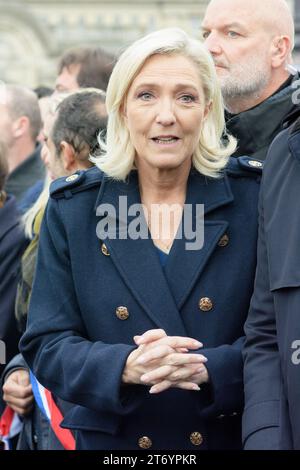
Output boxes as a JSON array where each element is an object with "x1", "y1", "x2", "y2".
[{"x1": 217, "y1": 54, "x2": 272, "y2": 106}]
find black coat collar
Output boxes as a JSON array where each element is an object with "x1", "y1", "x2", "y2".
[{"x1": 226, "y1": 74, "x2": 299, "y2": 158}]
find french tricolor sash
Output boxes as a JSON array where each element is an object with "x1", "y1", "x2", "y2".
[
  {"x1": 0, "y1": 406, "x2": 23, "y2": 450},
  {"x1": 30, "y1": 372, "x2": 75, "y2": 450}
]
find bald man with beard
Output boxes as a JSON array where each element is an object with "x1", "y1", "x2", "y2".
[{"x1": 202, "y1": 0, "x2": 299, "y2": 161}]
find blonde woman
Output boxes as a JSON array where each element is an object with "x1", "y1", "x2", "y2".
[{"x1": 20, "y1": 28, "x2": 262, "y2": 450}]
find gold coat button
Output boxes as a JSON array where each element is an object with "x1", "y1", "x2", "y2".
[
  {"x1": 138, "y1": 436, "x2": 152, "y2": 449},
  {"x1": 190, "y1": 432, "x2": 203, "y2": 446},
  {"x1": 65, "y1": 174, "x2": 79, "y2": 182},
  {"x1": 199, "y1": 297, "x2": 213, "y2": 312},
  {"x1": 116, "y1": 306, "x2": 129, "y2": 320},
  {"x1": 218, "y1": 233, "x2": 229, "y2": 247},
  {"x1": 101, "y1": 243, "x2": 110, "y2": 256}
]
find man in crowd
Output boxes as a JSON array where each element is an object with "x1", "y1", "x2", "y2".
[
  {"x1": 55, "y1": 46, "x2": 115, "y2": 93},
  {"x1": 202, "y1": 0, "x2": 298, "y2": 160},
  {"x1": 1, "y1": 89, "x2": 107, "y2": 449},
  {"x1": 42, "y1": 89, "x2": 107, "y2": 180},
  {"x1": 242, "y1": 92, "x2": 300, "y2": 451},
  {"x1": 0, "y1": 85, "x2": 44, "y2": 202},
  {"x1": 0, "y1": 141, "x2": 27, "y2": 402}
]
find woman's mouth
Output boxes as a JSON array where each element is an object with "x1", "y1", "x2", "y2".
[{"x1": 151, "y1": 136, "x2": 180, "y2": 145}]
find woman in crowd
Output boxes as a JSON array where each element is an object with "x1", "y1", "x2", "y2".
[{"x1": 20, "y1": 28, "x2": 262, "y2": 450}]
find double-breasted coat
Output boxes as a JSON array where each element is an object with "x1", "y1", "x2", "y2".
[
  {"x1": 243, "y1": 121, "x2": 300, "y2": 450},
  {"x1": 20, "y1": 157, "x2": 261, "y2": 450}
]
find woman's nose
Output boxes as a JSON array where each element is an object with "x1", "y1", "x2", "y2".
[{"x1": 155, "y1": 101, "x2": 176, "y2": 126}]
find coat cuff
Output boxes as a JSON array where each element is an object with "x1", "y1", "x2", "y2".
[
  {"x1": 197, "y1": 343, "x2": 244, "y2": 417},
  {"x1": 242, "y1": 400, "x2": 280, "y2": 449}
]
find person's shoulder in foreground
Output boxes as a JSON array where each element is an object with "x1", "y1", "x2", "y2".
[
  {"x1": 49, "y1": 165, "x2": 104, "y2": 200},
  {"x1": 242, "y1": 117, "x2": 300, "y2": 450},
  {"x1": 225, "y1": 156, "x2": 263, "y2": 178}
]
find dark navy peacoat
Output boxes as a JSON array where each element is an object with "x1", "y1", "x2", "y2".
[
  {"x1": 243, "y1": 122, "x2": 300, "y2": 450},
  {"x1": 20, "y1": 158, "x2": 261, "y2": 450}
]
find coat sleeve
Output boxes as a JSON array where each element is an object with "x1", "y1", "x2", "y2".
[
  {"x1": 1, "y1": 353, "x2": 28, "y2": 386},
  {"x1": 242, "y1": 179, "x2": 281, "y2": 449},
  {"x1": 196, "y1": 336, "x2": 244, "y2": 417},
  {"x1": 19, "y1": 198, "x2": 145, "y2": 416},
  {"x1": 0, "y1": 226, "x2": 24, "y2": 365}
]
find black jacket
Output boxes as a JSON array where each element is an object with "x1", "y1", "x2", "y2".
[
  {"x1": 0, "y1": 195, "x2": 27, "y2": 411},
  {"x1": 5, "y1": 144, "x2": 45, "y2": 203},
  {"x1": 243, "y1": 120, "x2": 300, "y2": 449},
  {"x1": 226, "y1": 74, "x2": 300, "y2": 161}
]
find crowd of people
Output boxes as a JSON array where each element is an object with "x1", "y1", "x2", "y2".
[{"x1": 0, "y1": 0, "x2": 299, "y2": 451}]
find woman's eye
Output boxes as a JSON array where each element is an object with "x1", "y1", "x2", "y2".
[
  {"x1": 180, "y1": 95, "x2": 195, "y2": 103},
  {"x1": 138, "y1": 92, "x2": 153, "y2": 101},
  {"x1": 202, "y1": 31, "x2": 210, "y2": 40}
]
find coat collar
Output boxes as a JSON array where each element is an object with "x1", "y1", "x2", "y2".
[
  {"x1": 95, "y1": 169, "x2": 233, "y2": 333},
  {"x1": 288, "y1": 124, "x2": 300, "y2": 166},
  {"x1": 226, "y1": 74, "x2": 298, "y2": 157},
  {"x1": 94, "y1": 169, "x2": 233, "y2": 216}
]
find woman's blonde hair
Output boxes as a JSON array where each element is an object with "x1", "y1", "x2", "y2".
[{"x1": 92, "y1": 28, "x2": 236, "y2": 180}]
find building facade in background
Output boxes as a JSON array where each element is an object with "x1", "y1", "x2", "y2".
[{"x1": 0, "y1": 0, "x2": 296, "y2": 88}]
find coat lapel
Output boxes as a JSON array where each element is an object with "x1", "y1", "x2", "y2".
[
  {"x1": 164, "y1": 171, "x2": 233, "y2": 309},
  {"x1": 95, "y1": 172, "x2": 187, "y2": 336},
  {"x1": 95, "y1": 170, "x2": 234, "y2": 329}
]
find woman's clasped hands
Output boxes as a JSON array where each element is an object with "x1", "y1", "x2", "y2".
[{"x1": 123, "y1": 329, "x2": 208, "y2": 394}]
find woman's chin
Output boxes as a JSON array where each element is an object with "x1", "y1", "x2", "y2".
[{"x1": 149, "y1": 155, "x2": 191, "y2": 172}]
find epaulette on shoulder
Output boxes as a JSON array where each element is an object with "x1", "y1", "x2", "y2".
[
  {"x1": 50, "y1": 166, "x2": 104, "y2": 199},
  {"x1": 225, "y1": 156, "x2": 264, "y2": 178}
]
